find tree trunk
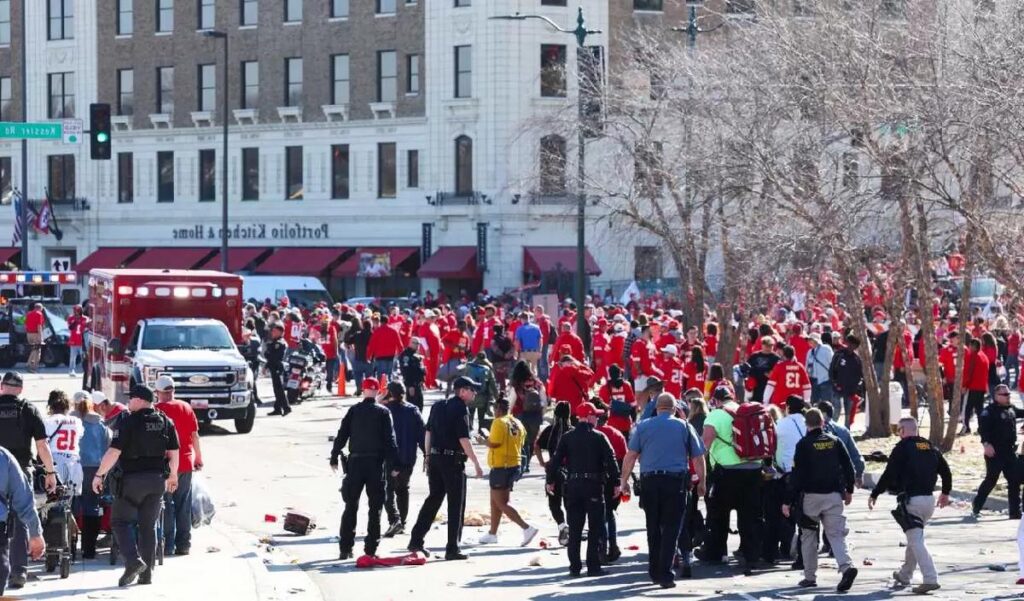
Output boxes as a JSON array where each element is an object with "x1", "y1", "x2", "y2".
[
  {"x1": 912, "y1": 199, "x2": 946, "y2": 444},
  {"x1": 942, "y1": 251, "x2": 973, "y2": 451}
]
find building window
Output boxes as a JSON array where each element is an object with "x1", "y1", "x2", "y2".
[
  {"x1": 285, "y1": 146, "x2": 303, "y2": 199},
  {"x1": 157, "y1": 151, "x2": 174, "y2": 202},
  {"x1": 455, "y1": 136, "x2": 473, "y2": 195},
  {"x1": 48, "y1": 0, "x2": 73, "y2": 40},
  {"x1": 455, "y1": 0, "x2": 470, "y2": 6},
  {"x1": 285, "y1": 0, "x2": 302, "y2": 22},
  {"x1": 48, "y1": 155, "x2": 75, "y2": 201},
  {"x1": 378, "y1": 143, "x2": 396, "y2": 198},
  {"x1": 241, "y1": 61, "x2": 258, "y2": 109},
  {"x1": 331, "y1": 144, "x2": 349, "y2": 199},
  {"x1": 241, "y1": 0, "x2": 257, "y2": 25},
  {"x1": 634, "y1": 247, "x2": 663, "y2": 280},
  {"x1": 199, "y1": 149, "x2": 215, "y2": 201},
  {"x1": 285, "y1": 58, "x2": 302, "y2": 106},
  {"x1": 47, "y1": 72, "x2": 74, "y2": 119},
  {"x1": 633, "y1": 0, "x2": 663, "y2": 10},
  {"x1": 331, "y1": 54, "x2": 349, "y2": 105},
  {"x1": 331, "y1": 0, "x2": 348, "y2": 17},
  {"x1": 541, "y1": 44, "x2": 567, "y2": 97},
  {"x1": 0, "y1": 0, "x2": 9, "y2": 45},
  {"x1": 407, "y1": 150, "x2": 419, "y2": 188},
  {"x1": 198, "y1": 0, "x2": 215, "y2": 29},
  {"x1": 0, "y1": 157, "x2": 11, "y2": 199},
  {"x1": 157, "y1": 66, "x2": 174, "y2": 114},
  {"x1": 117, "y1": 0, "x2": 133, "y2": 35},
  {"x1": 377, "y1": 51, "x2": 397, "y2": 102},
  {"x1": 117, "y1": 152, "x2": 133, "y2": 203},
  {"x1": 241, "y1": 148, "x2": 258, "y2": 200},
  {"x1": 157, "y1": 0, "x2": 173, "y2": 32},
  {"x1": 117, "y1": 69, "x2": 134, "y2": 116},
  {"x1": 406, "y1": 54, "x2": 420, "y2": 95},
  {"x1": 377, "y1": 0, "x2": 396, "y2": 14},
  {"x1": 539, "y1": 135, "x2": 567, "y2": 195},
  {"x1": 197, "y1": 64, "x2": 215, "y2": 111},
  {"x1": 541, "y1": 0, "x2": 567, "y2": 5},
  {"x1": 454, "y1": 45, "x2": 471, "y2": 99},
  {"x1": 0, "y1": 77, "x2": 10, "y2": 120}
]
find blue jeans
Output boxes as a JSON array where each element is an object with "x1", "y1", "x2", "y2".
[
  {"x1": 374, "y1": 358, "x2": 396, "y2": 380},
  {"x1": 1006, "y1": 354, "x2": 1019, "y2": 387},
  {"x1": 538, "y1": 346, "x2": 550, "y2": 382},
  {"x1": 351, "y1": 359, "x2": 372, "y2": 392},
  {"x1": 68, "y1": 345, "x2": 83, "y2": 373},
  {"x1": 811, "y1": 381, "x2": 835, "y2": 404},
  {"x1": 163, "y1": 471, "x2": 193, "y2": 554},
  {"x1": 325, "y1": 358, "x2": 340, "y2": 391}
]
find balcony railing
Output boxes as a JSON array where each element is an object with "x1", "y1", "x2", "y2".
[{"x1": 428, "y1": 190, "x2": 490, "y2": 206}]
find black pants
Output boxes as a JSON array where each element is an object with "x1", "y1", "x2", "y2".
[
  {"x1": 704, "y1": 467, "x2": 764, "y2": 563},
  {"x1": 385, "y1": 464, "x2": 415, "y2": 525},
  {"x1": 565, "y1": 479, "x2": 606, "y2": 573},
  {"x1": 0, "y1": 521, "x2": 9, "y2": 595},
  {"x1": 249, "y1": 359, "x2": 262, "y2": 403},
  {"x1": 339, "y1": 457, "x2": 386, "y2": 555},
  {"x1": 406, "y1": 385, "x2": 424, "y2": 411},
  {"x1": 547, "y1": 472, "x2": 566, "y2": 525},
  {"x1": 640, "y1": 474, "x2": 687, "y2": 583},
  {"x1": 409, "y1": 455, "x2": 466, "y2": 553},
  {"x1": 112, "y1": 472, "x2": 165, "y2": 573},
  {"x1": 762, "y1": 476, "x2": 794, "y2": 561},
  {"x1": 270, "y1": 369, "x2": 289, "y2": 413},
  {"x1": 963, "y1": 391, "x2": 986, "y2": 431},
  {"x1": 974, "y1": 452, "x2": 1021, "y2": 514},
  {"x1": 677, "y1": 483, "x2": 702, "y2": 561},
  {"x1": 603, "y1": 481, "x2": 620, "y2": 553}
]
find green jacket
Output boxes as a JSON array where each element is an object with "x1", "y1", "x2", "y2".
[{"x1": 462, "y1": 359, "x2": 499, "y2": 406}]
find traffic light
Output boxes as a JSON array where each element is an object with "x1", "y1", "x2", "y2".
[{"x1": 89, "y1": 103, "x2": 111, "y2": 160}]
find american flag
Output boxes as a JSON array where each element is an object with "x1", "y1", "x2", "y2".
[{"x1": 10, "y1": 189, "x2": 24, "y2": 247}]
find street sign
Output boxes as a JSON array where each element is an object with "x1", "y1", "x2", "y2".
[
  {"x1": 62, "y1": 119, "x2": 83, "y2": 144},
  {"x1": 0, "y1": 122, "x2": 63, "y2": 140},
  {"x1": 51, "y1": 257, "x2": 72, "y2": 272}
]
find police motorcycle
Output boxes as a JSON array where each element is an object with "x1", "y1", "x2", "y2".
[{"x1": 286, "y1": 336, "x2": 326, "y2": 405}]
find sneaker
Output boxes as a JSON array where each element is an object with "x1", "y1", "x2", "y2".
[
  {"x1": 174, "y1": 547, "x2": 190, "y2": 556},
  {"x1": 444, "y1": 551, "x2": 468, "y2": 561},
  {"x1": 558, "y1": 523, "x2": 570, "y2": 546},
  {"x1": 383, "y1": 521, "x2": 404, "y2": 539},
  {"x1": 911, "y1": 583, "x2": 941, "y2": 594},
  {"x1": 837, "y1": 567, "x2": 858, "y2": 592},
  {"x1": 521, "y1": 526, "x2": 539, "y2": 547},
  {"x1": 586, "y1": 568, "x2": 608, "y2": 577},
  {"x1": 8, "y1": 573, "x2": 26, "y2": 589},
  {"x1": 892, "y1": 571, "x2": 910, "y2": 586},
  {"x1": 478, "y1": 533, "x2": 498, "y2": 545},
  {"x1": 118, "y1": 559, "x2": 148, "y2": 587},
  {"x1": 607, "y1": 546, "x2": 621, "y2": 562},
  {"x1": 338, "y1": 550, "x2": 353, "y2": 560},
  {"x1": 798, "y1": 579, "x2": 817, "y2": 588}
]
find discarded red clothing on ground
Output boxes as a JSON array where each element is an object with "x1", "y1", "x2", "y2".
[{"x1": 355, "y1": 553, "x2": 427, "y2": 568}]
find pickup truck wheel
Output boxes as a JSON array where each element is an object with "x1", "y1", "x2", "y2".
[
  {"x1": 42, "y1": 346, "x2": 61, "y2": 368},
  {"x1": 235, "y1": 400, "x2": 256, "y2": 434},
  {"x1": 0, "y1": 347, "x2": 14, "y2": 368}
]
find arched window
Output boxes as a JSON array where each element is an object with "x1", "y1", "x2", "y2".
[
  {"x1": 455, "y1": 135, "x2": 473, "y2": 195},
  {"x1": 539, "y1": 135, "x2": 567, "y2": 195}
]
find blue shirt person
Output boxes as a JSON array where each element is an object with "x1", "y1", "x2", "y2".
[{"x1": 0, "y1": 446, "x2": 45, "y2": 594}]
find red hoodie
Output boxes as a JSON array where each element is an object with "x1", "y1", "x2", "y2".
[
  {"x1": 551, "y1": 332, "x2": 585, "y2": 364},
  {"x1": 367, "y1": 323, "x2": 405, "y2": 360},
  {"x1": 548, "y1": 362, "x2": 593, "y2": 410}
]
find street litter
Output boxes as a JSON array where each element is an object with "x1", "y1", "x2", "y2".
[{"x1": 528, "y1": 556, "x2": 543, "y2": 567}]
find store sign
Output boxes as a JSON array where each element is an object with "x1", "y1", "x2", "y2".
[
  {"x1": 171, "y1": 223, "x2": 329, "y2": 241},
  {"x1": 476, "y1": 222, "x2": 488, "y2": 272},
  {"x1": 421, "y1": 223, "x2": 433, "y2": 263}
]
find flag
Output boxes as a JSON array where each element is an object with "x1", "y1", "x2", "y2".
[
  {"x1": 10, "y1": 190, "x2": 23, "y2": 247},
  {"x1": 33, "y1": 197, "x2": 51, "y2": 236}
]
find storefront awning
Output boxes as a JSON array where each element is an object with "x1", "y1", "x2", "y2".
[
  {"x1": 128, "y1": 247, "x2": 217, "y2": 270},
  {"x1": 197, "y1": 247, "x2": 270, "y2": 272},
  {"x1": 418, "y1": 247, "x2": 480, "y2": 279},
  {"x1": 332, "y1": 247, "x2": 419, "y2": 277},
  {"x1": 253, "y1": 247, "x2": 351, "y2": 276},
  {"x1": 0, "y1": 248, "x2": 19, "y2": 266},
  {"x1": 523, "y1": 246, "x2": 601, "y2": 276},
  {"x1": 75, "y1": 247, "x2": 142, "y2": 274}
]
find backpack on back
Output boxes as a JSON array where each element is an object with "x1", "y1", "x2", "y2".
[
  {"x1": 523, "y1": 390, "x2": 545, "y2": 413},
  {"x1": 727, "y1": 403, "x2": 777, "y2": 460}
]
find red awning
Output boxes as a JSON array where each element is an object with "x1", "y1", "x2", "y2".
[
  {"x1": 128, "y1": 247, "x2": 216, "y2": 270},
  {"x1": 333, "y1": 248, "x2": 419, "y2": 277},
  {"x1": 197, "y1": 247, "x2": 269, "y2": 272},
  {"x1": 417, "y1": 247, "x2": 480, "y2": 279},
  {"x1": 523, "y1": 247, "x2": 602, "y2": 276},
  {"x1": 75, "y1": 247, "x2": 141, "y2": 274},
  {"x1": 253, "y1": 247, "x2": 351, "y2": 275},
  {"x1": 0, "y1": 248, "x2": 19, "y2": 265}
]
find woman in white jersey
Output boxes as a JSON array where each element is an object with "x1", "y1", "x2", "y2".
[{"x1": 43, "y1": 390, "x2": 85, "y2": 495}]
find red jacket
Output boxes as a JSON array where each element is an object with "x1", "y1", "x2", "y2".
[
  {"x1": 548, "y1": 362, "x2": 593, "y2": 410},
  {"x1": 471, "y1": 317, "x2": 500, "y2": 355},
  {"x1": 442, "y1": 330, "x2": 469, "y2": 363},
  {"x1": 320, "y1": 322, "x2": 339, "y2": 360},
  {"x1": 892, "y1": 330, "x2": 914, "y2": 371},
  {"x1": 605, "y1": 335, "x2": 626, "y2": 370},
  {"x1": 964, "y1": 349, "x2": 990, "y2": 392},
  {"x1": 551, "y1": 332, "x2": 585, "y2": 364},
  {"x1": 938, "y1": 345, "x2": 957, "y2": 383},
  {"x1": 367, "y1": 324, "x2": 404, "y2": 360},
  {"x1": 656, "y1": 355, "x2": 684, "y2": 397}
]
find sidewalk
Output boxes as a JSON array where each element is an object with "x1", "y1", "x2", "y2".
[{"x1": 15, "y1": 520, "x2": 323, "y2": 601}]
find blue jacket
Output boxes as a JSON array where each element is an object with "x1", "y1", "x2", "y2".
[
  {"x1": 389, "y1": 401, "x2": 425, "y2": 469},
  {"x1": 825, "y1": 419, "x2": 865, "y2": 478},
  {"x1": 78, "y1": 414, "x2": 111, "y2": 468},
  {"x1": 0, "y1": 447, "x2": 41, "y2": 537}
]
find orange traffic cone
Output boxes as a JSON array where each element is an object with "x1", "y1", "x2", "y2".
[{"x1": 337, "y1": 363, "x2": 347, "y2": 397}]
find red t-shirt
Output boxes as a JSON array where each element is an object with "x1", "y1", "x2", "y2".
[
  {"x1": 656, "y1": 355, "x2": 684, "y2": 397},
  {"x1": 965, "y1": 349, "x2": 990, "y2": 392},
  {"x1": 766, "y1": 359, "x2": 811, "y2": 406},
  {"x1": 938, "y1": 345, "x2": 957, "y2": 383},
  {"x1": 596, "y1": 424, "x2": 628, "y2": 462},
  {"x1": 24, "y1": 309, "x2": 44, "y2": 334},
  {"x1": 599, "y1": 381, "x2": 635, "y2": 435},
  {"x1": 67, "y1": 315, "x2": 88, "y2": 347},
  {"x1": 683, "y1": 361, "x2": 707, "y2": 395},
  {"x1": 156, "y1": 399, "x2": 200, "y2": 472}
]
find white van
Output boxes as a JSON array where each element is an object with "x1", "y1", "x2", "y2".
[{"x1": 242, "y1": 276, "x2": 334, "y2": 307}]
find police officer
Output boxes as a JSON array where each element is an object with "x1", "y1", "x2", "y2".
[
  {"x1": 869, "y1": 417, "x2": 950, "y2": 594},
  {"x1": 973, "y1": 383, "x2": 1024, "y2": 518},
  {"x1": 782, "y1": 408, "x2": 858, "y2": 593},
  {"x1": 381, "y1": 381, "x2": 425, "y2": 538},
  {"x1": 407, "y1": 376, "x2": 484, "y2": 560},
  {"x1": 547, "y1": 402, "x2": 619, "y2": 578},
  {"x1": 0, "y1": 446, "x2": 45, "y2": 595},
  {"x1": 0, "y1": 371, "x2": 57, "y2": 590},
  {"x1": 399, "y1": 338, "x2": 427, "y2": 410},
  {"x1": 618, "y1": 393, "x2": 706, "y2": 588},
  {"x1": 265, "y1": 324, "x2": 291, "y2": 416},
  {"x1": 330, "y1": 377, "x2": 397, "y2": 559},
  {"x1": 92, "y1": 385, "x2": 180, "y2": 587}
]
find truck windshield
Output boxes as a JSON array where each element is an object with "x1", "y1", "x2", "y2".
[{"x1": 141, "y1": 323, "x2": 236, "y2": 351}]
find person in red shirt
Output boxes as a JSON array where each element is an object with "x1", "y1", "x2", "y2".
[
  {"x1": 787, "y1": 323, "x2": 811, "y2": 366},
  {"x1": 590, "y1": 320, "x2": 610, "y2": 387},
  {"x1": 471, "y1": 306, "x2": 501, "y2": 355},
  {"x1": 154, "y1": 376, "x2": 202, "y2": 556},
  {"x1": 598, "y1": 365, "x2": 635, "y2": 437},
  {"x1": 366, "y1": 318, "x2": 405, "y2": 379},
  {"x1": 962, "y1": 338, "x2": 990, "y2": 433},
  {"x1": 704, "y1": 323, "x2": 719, "y2": 360},
  {"x1": 763, "y1": 345, "x2": 812, "y2": 407},
  {"x1": 1008, "y1": 326, "x2": 1021, "y2": 387},
  {"x1": 548, "y1": 354, "x2": 594, "y2": 412},
  {"x1": 550, "y1": 322, "x2": 585, "y2": 366},
  {"x1": 320, "y1": 316, "x2": 340, "y2": 393},
  {"x1": 938, "y1": 332, "x2": 958, "y2": 402},
  {"x1": 656, "y1": 345, "x2": 685, "y2": 398},
  {"x1": 604, "y1": 324, "x2": 627, "y2": 372},
  {"x1": 683, "y1": 347, "x2": 708, "y2": 397},
  {"x1": 67, "y1": 305, "x2": 89, "y2": 377},
  {"x1": 24, "y1": 303, "x2": 45, "y2": 372},
  {"x1": 282, "y1": 312, "x2": 305, "y2": 350},
  {"x1": 679, "y1": 327, "x2": 704, "y2": 356},
  {"x1": 892, "y1": 326, "x2": 914, "y2": 407}
]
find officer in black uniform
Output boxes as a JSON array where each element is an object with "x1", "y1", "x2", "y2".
[
  {"x1": 92, "y1": 385, "x2": 180, "y2": 588},
  {"x1": 265, "y1": 324, "x2": 291, "y2": 416},
  {"x1": 972, "y1": 384, "x2": 1024, "y2": 518},
  {"x1": 546, "y1": 402, "x2": 619, "y2": 578},
  {"x1": 0, "y1": 371, "x2": 57, "y2": 590},
  {"x1": 399, "y1": 338, "x2": 426, "y2": 410},
  {"x1": 407, "y1": 376, "x2": 485, "y2": 560},
  {"x1": 330, "y1": 377, "x2": 398, "y2": 560}
]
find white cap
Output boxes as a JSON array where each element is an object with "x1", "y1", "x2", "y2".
[
  {"x1": 613, "y1": 324, "x2": 625, "y2": 333},
  {"x1": 155, "y1": 375, "x2": 175, "y2": 391},
  {"x1": 663, "y1": 344, "x2": 678, "y2": 355},
  {"x1": 90, "y1": 390, "x2": 108, "y2": 405}
]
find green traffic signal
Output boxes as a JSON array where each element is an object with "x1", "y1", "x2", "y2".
[{"x1": 96, "y1": 132, "x2": 109, "y2": 143}]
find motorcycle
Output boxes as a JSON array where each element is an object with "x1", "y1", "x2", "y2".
[{"x1": 286, "y1": 339, "x2": 326, "y2": 404}]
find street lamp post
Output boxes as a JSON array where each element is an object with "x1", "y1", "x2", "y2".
[
  {"x1": 491, "y1": 7, "x2": 601, "y2": 336},
  {"x1": 203, "y1": 30, "x2": 229, "y2": 273},
  {"x1": 670, "y1": 1, "x2": 722, "y2": 48}
]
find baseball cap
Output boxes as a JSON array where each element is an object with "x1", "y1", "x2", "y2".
[
  {"x1": 91, "y1": 390, "x2": 109, "y2": 405},
  {"x1": 574, "y1": 402, "x2": 605, "y2": 419},
  {"x1": 808, "y1": 332, "x2": 822, "y2": 344},
  {"x1": 154, "y1": 375, "x2": 175, "y2": 391},
  {"x1": 361, "y1": 377, "x2": 381, "y2": 393},
  {"x1": 129, "y1": 385, "x2": 154, "y2": 403},
  {"x1": 662, "y1": 344, "x2": 678, "y2": 356},
  {"x1": 1, "y1": 371, "x2": 22, "y2": 387},
  {"x1": 452, "y1": 376, "x2": 481, "y2": 391}
]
